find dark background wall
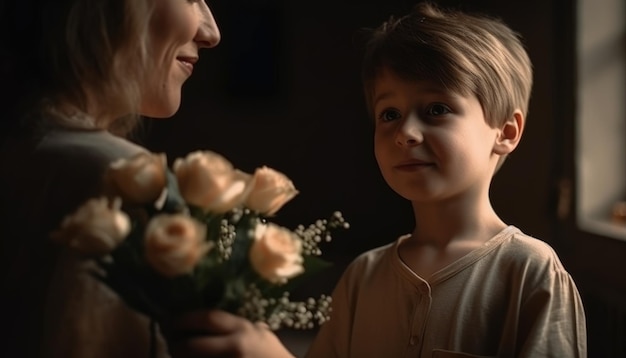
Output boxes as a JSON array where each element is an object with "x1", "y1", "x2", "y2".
[
  {"x1": 143, "y1": 0, "x2": 626, "y2": 355},
  {"x1": 145, "y1": 0, "x2": 556, "y2": 261}
]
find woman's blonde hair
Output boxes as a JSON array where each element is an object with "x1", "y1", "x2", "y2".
[
  {"x1": 1, "y1": 0, "x2": 154, "y2": 136},
  {"x1": 361, "y1": 2, "x2": 533, "y2": 129}
]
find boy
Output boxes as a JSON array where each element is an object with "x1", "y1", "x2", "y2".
[{"x1": 305, "y1": 2, "x2": 587, "y2": 357}]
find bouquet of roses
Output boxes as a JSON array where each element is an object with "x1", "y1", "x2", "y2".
[{"x1": 51, "y1": 150, "x2": 348, "y2": 331}]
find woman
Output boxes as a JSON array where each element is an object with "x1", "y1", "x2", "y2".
[{"x1": 0, "y1": 0, "x2": 219, "y2": 356}]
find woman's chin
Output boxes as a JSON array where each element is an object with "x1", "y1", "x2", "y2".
[{"x1": 139, "y1": 102, "x2": 181, "y2": 119}]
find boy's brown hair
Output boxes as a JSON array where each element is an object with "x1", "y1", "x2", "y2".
[{"x1": 361, "y1": 1, "x2": 533, "y2": 130}]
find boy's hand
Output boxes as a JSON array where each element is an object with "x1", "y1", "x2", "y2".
[{"x1": 168, "y1": 309, "x2": 295, "y2": 358}]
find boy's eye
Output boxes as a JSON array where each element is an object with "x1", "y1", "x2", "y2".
[
  {"x1": 427, "y1": 103, "x2": 451, "y2": 116},
  {"x1": 378, "y1": 109, "x2": 402, "y2": 122}
]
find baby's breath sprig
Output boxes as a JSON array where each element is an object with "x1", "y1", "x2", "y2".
[
  {"x1": 217, "y1": 219, "x2": 236, "y2": 261},
  {"x1": 295, "y1": 211, "x2": 349, "y2": 256},
  {"x1": 328, "y1": 211, "x2": 350, "y2": 230},
  {"x1": 265, "y1": 293, "x2": 333, "y2": 331},
  {"x1": 216, "y1": 208, "x2": 260, "y2": 261},
  {"x1": 237, "y1": 284, "x2": 333, "y2": 331}
]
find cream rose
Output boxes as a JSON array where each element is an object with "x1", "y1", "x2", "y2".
[
  {"x1": 173, "y1": 151, "x2": 252, "y2": 213},
  {"x1": 144, "y1": 214, "x2": 211, "y2": 278},
  {"x1": 245, "y1": 166, "x2": 298, "y2": 216},
  {"x1": 51, "y1": 197, "x2": 130, "y2": 256},
  {"x1": 249, "y1": 223, "x2": 304, "y2": 284},
  {"x1": 105, "y1": 152, "x2": 167, "y2": 205}
]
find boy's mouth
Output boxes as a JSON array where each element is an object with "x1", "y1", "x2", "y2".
[
  {"x1": 394, "y1": 160, "x2": 435, "y2": 171},
  {"x1": 396, "y1": 158, "x2": 432, "y2": 165}
]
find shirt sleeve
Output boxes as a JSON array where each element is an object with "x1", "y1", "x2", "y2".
[{"x1": 517, "y1": 267, "x2": 587, "y2": 357}]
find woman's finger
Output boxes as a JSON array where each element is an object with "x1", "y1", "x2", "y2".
[
  {"x1": 169, "y1": 335, "x2": 235, "y2": 358},
  {"x1": 172, "y1": 309, "x2": 252, "y2": 334}
]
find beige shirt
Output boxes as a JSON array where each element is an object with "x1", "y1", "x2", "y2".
[
  {"x1": 0, "y1": 127, "x2": 169, "y2": 357},
  {"x1": 306, "y1": 226, "x2": 587, "y2": 358}
]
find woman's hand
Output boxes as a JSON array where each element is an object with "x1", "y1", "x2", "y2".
[{"x1": 168, "y1": 309, "x2": 295, "y2": 358}]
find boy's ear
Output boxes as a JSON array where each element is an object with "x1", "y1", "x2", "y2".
[{"x1": 493, "y1": 110, "x2": 525, "y2": 155}]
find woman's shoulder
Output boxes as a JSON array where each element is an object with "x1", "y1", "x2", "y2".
[
  {"x1": 39, "y1": 128, "x2": 146, "y2": 164},
  {"x1": 0, "y1": 127, "x2": 148, "y2": 222}
]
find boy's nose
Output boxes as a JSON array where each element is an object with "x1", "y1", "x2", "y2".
[
  {"x1": 396, "y1": 117, "x2": 424, "y2": 146},
  {"x1": 195, "y1": 2, "x2": 221, "y2": 49}
]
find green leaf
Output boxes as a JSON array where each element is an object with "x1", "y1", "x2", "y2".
[
  {"x1": 161, "y1": 169, "x2": 187, "y2": 214},
  {"x1": 255, "y1": 256, "x2": 333, "y2": 299},
  {"x1": 216, "y1": 277, "x2": 248, "y2": 313},
  {"x1": 223, "y1": 212, "x2": 255, "y2": 277}
]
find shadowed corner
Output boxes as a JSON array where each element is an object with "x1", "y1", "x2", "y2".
[{"x1": 276, "y1": 328, "x2": 317, "y2": 358}]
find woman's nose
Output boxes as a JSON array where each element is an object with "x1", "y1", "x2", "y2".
[
  {"x1": 396, "y1": 116, "x2": 424, "y2": 146},
  {"x1": 195, "y1": 2, "x2": 221, "y2": 49}
]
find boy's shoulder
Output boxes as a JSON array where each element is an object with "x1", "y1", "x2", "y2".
[
  {"x1": 492, "y1": 226, "x2": 569, "y2": 275},
  {"x1": 503, "y1": 228, "x2": 560, "y2": 259}
]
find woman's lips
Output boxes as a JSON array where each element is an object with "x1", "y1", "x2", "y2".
[{"x1": 177, "y1": 57, "x2": 198, "y2": 75}]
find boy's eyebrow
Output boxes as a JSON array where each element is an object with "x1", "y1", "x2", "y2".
[
  {"x1": 416, "y1": 84, "x2": 451, "y2": 95},
  {"x1": 373, "y1": 86, "x2": 458, "y2": 106},
  {"x1": 372, "y1": 91, "x2": 395, "y2": 106}
]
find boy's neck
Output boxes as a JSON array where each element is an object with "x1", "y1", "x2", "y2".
[
  {"x1": 409, "y1": 196, "x2": 507, "y2": 248},
  {"x1": 398, "y1": 196, "x2": 507, "y2": 280}
]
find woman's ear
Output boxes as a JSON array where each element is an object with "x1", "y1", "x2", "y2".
[{"x1": 493, "y1": 110, "x2": 525, "y2": 155}]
